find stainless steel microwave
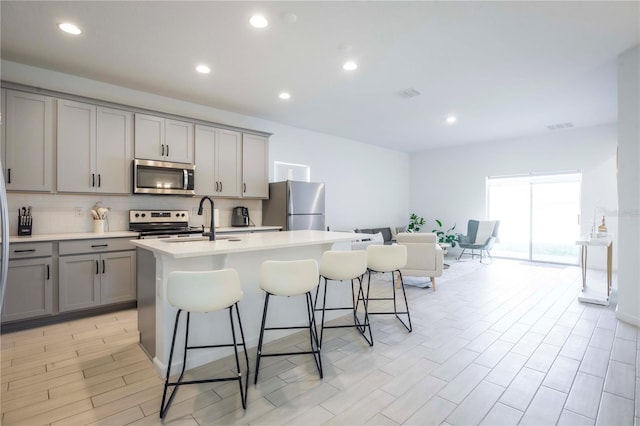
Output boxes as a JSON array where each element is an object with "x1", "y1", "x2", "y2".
[{"x1": 133, "y1": 159, "x2": 195, "y2": 196}]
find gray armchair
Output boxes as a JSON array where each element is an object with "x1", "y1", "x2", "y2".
[{"x1": 456, "y1": 220, "x2": 500, "y2": 263}]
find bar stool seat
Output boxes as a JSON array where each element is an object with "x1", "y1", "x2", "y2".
[
  {"x1": 364, "y1": 244, "x2": 412, "y2": 332},
  {"x1": 160, "y1": 269, "x2": 248, "y2": 419},
  {"x1": 254, "y1": 259, "x2": 322, "y2": 384},
  {"x1": 315, "y1": 250, "x2": 372, "y2": 346}
]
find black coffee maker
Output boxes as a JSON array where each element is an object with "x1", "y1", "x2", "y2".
[{"x1": 232, "y1": 206, "x2": 250, "y2": 227}]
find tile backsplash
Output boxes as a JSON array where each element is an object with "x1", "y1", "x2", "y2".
[{"x1": 7, "y1": 193, "x2": 263, "y2": 236}]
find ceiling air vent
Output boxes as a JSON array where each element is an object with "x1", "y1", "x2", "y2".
[
  {"x1": 547, "y1": 122, "x2": 574, "y2": 130},
  {"x1": 398, "y1": 88, "x2": 421, "y2": 99}
]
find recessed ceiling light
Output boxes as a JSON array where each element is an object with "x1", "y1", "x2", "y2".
[
  {"x1": 278, "y1": 92, "x2": 291, "y2": 100},
  {"x1": 58, "y1": 22, "x2": 82, "y2": 35},
  {"x1": 195, "y1": 65, "x2": 211, "y2": 74},
  {"x1": 343, "y1": 61, "x2": 358, "y2": 71},
  {"x1": 445, "y1": 115, "x2": 457, "y2": 125},
  {"x1": 249, "y1": 14, "x2": 268, "y2": 28}
]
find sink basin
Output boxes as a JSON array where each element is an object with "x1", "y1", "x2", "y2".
[{"x1": 160, "y1": 235, "x2": 239, "y2": 243}]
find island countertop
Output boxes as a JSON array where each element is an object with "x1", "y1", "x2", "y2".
[{"x1": 130, "y1": 230, "x2": 364, "y2": 259}]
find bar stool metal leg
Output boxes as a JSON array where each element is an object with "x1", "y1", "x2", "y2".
[
  {"x1": 254, "y1": 292, "x2": 271, "y2": 385},
  {"x1": 365, "y1": 269, "x2": 412, "y2": 332},
  {"x1": 316, "y1": 275, "x2": 373, "y2": 347},
  {"x1": 160, "y1": 303, "x2": 249, "y2": 418},
  {"x1": 254, "y1": 292, "x2": 323, "y2": 384}
]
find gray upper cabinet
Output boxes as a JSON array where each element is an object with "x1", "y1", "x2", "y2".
[
  {"x1": 57, "y1": 99, "x2": 132, "y2": 194},
  {"x1": 195, "y1": 125, "x2": 242, "y2": 197},
  {"x1": 242, "y1": 133, "x2": 269, "y2": 198},
  {"x1": 3, "y1": 90, "x2": 55, "y2": 192},
  {"x1": 134, "y1": 114, "x2": 194, "y2": 164}
]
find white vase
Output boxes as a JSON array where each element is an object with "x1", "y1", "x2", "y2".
[{"x1": 93, "y1": 219, "x2": 105, "y2": 234}]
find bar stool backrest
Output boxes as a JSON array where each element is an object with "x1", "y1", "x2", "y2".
[
  {"x1": 320, "y1": 250, "x2": 368, "y2": 281},
  {"x1": 366, "y1": 244, "x2": 407, "y2": 272},
  {"x1": 260, "y1": 259, "x2": 319, "y2": 296},
  {"x1": 167, "y1": 269, "x2": 243, "y2": 313}
]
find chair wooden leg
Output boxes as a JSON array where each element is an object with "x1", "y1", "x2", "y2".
[
  {"x1": 430, "y1": 277, "x2": 436, "y2": 291},
  {"x1": 396, "y1": 274, "x2": 401, "y2": 289}
]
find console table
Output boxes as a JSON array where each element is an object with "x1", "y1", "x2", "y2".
[{"x1": 575, "y1": 234, "x2": 613, "y2": 305}]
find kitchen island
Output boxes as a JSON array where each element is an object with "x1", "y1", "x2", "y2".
[{"x1": 130, "y1": 230, "x2": 366, "y2": 375}]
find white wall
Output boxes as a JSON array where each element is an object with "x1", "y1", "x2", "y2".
[
  {"x1": 616, "y1": 45, "x2": 640, "y2": 326},
  {"x1": 409, "y1": 124, "x2": 619, "y2": 269},
  {"x1": 1, "y1": 60, "x2": 409, "y2": 234}
]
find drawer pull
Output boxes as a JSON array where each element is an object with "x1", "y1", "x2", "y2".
[
  {"x1": 91, "y1": 244, "x2": 108, "y2": 249},
  {"x1": 96, "y1": 260, "x2": 99, "y2": 275},
  {"x1": 13, "y1": 249, "x2": 36, "y2": 253}
]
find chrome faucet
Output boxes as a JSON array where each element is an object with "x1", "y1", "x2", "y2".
[{"x1": 197, "y1": 196, "x2": 216, "y2": 241}]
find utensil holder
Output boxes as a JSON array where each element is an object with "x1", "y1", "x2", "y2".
[{"x1": 93, "y1": 219, "x2": 105, "y2": 234}]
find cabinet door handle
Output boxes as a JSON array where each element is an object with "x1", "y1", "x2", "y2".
[
  {"x1": 14, "y1": 249, "x2": 36, "y2": 253},
  {"x1": 92, "y1": 173, "x2": 95, "y2": 187},
  {"x1": 161, "y1": 144, "x2": 165, "y2": 156},
  {"x1": 244, "y1": 183, "x2": 247, "y2": 193},
  {"x1": 102, "y1": 259, "x2": 106, "y2": 274},
  {"x1": 166, "y1": 145, "x2": 169, "y2": 157},
  {"x1": 219, "y1": 181, "x2": 222, "y2": 192},
  {"x1": 46, "y1": 264, "x2": 50, "y2": 280},
  {"x1": 96, "y1": 260, "x2": 99, "y2": 275},
  {"x1": 215, "y1": 181, "x2": 219, "y2": 192},
  {"x1": 7, "y1": 168, "x2": 10, "y2": 184},
  {"x1": 98, "y1": 174, "x2": 101, "y2": 188},
  {"x1": 91, "y1": 244, "x2": 108, "y2": 248}
]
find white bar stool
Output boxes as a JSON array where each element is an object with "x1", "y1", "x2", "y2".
[
  {"x1": 365, "y1": 244, "x2": 412, "y2": 332},
  {"x1": 254, "y1": 259, "x2": 322, "y2": 384},
  {"x1": 160, "y1": 269, "x2": 248, "y2": 419},
  {"x1": 315, "y1": 250, "x2": 372, "y2": 346}
]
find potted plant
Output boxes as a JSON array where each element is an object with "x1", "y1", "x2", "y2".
[
  {"x1": 407, "y1": 213, "x2": 425, "y2": 233},
  {"x1": 432, "y1": 219, "x2": 458, "y2": 247}
]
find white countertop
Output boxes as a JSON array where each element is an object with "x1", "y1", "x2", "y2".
[
  {"x1": 9, "y1": 231, "x2": 139, "y2": 244},
  {"x1": 130, "y1": 230, "x2": 365, "y2": 259}
]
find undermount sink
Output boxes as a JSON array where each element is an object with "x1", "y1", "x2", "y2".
[{"x1": 160, "y1": 235, "x2": 240, "y2": 243}]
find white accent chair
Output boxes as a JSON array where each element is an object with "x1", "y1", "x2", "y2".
[{"x1": 396, "y1": 232, "x2": 444, "y2": 291}]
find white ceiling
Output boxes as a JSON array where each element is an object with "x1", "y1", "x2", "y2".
[{"x1": 1, "y1": 1, "x2": 638, "y2": 153}]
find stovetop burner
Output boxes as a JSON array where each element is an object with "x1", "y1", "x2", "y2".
[{"x1": 129, "y1": 210, "x2": 204, "y2": 239}]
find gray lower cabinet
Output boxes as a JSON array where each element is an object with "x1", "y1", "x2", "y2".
[
  {"x1": 58, "y1": 239, "x2": 136, "y2": 313},
  {"x1": 2, "y1": 242, "x2": 54, "y2": 322}
]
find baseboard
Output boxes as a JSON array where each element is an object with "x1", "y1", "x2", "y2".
[{"x1": 615, "y1": 307, "x2": 640, "y2": 327}]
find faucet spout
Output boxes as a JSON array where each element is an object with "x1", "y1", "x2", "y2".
[{"x1": 197, "y1": 196, "x2": 216, "y2": 241}]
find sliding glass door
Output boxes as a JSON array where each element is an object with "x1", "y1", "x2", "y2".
[{"x1": 488, "y1": 173, "x2": 581, "y2": 265}]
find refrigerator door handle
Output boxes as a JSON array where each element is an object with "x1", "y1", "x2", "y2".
[{"x1": 0, "y1": 167, "x2": 10, "y2": 308}]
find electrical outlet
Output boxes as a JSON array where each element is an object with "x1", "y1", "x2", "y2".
[{"x1": 74, "y1": 207, "x2": 85, "y2": 217}]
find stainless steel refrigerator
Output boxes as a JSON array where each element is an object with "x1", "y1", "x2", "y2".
[{"x1": 263, "y1": 181, "x2": 325, "y2": 231}]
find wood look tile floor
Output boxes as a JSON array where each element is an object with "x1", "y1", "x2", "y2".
[{"x1": 1, "y1": 259, "x2": 638, "y2": 425}]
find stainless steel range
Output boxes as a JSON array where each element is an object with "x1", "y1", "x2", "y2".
[{"x1": 129, "y1": 210, "x2": 203, "y2": 239}]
